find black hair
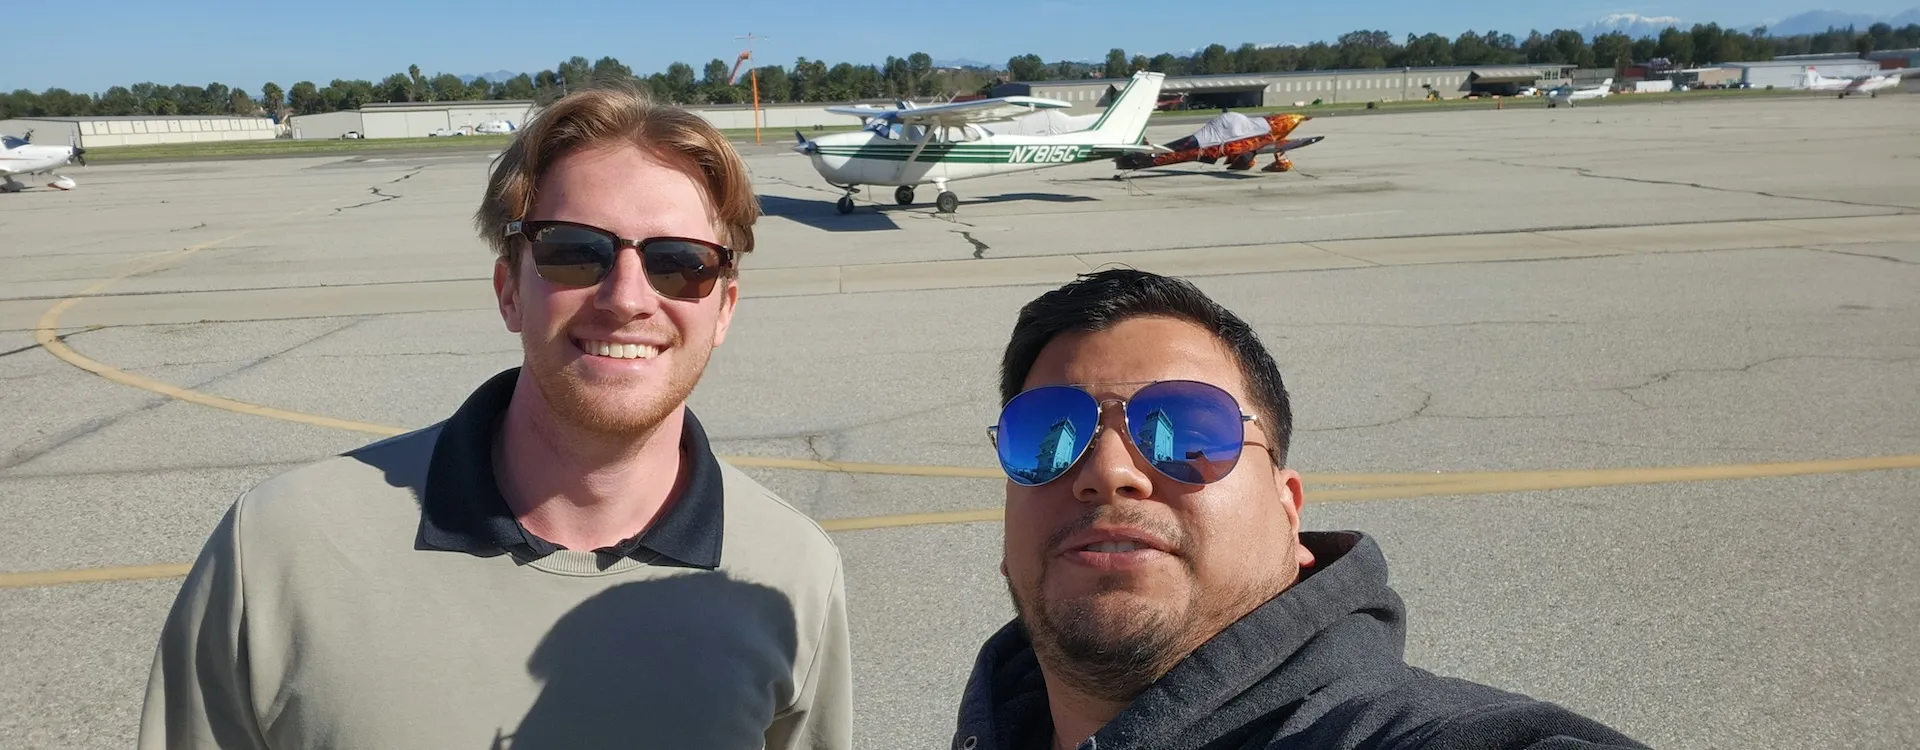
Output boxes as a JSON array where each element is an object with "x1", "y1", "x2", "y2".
[{"x1": 999, "y1": 268, "x2": 1293, "y2": 466}]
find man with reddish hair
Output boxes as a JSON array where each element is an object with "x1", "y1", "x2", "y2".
[{"x1": 140, "y1": 83, "x2": 851, "y2": 750}]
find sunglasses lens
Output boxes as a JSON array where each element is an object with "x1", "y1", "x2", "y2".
[
  {"x1": 994, "y1": 386, "x2": 1099, "y2": 486},
  {"x1": 1125, "y1": 380, "x2": 1246, "y2": 484},
  {"x1": 642, "y1": 240, "x2": 726, "y2": 300},
  {"x1": 528, "y1": 225, "x2": 614, "y2": 287}
]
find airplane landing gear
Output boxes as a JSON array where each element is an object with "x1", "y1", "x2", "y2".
[
  {"x1": 834, "y1": 183, "x2": 859, "y2": 214},
  {"x1": 1263, "y1": 155, "x2": 1293, "y2": 173},
  {"x1": 49, "y1": 175, "x2": 76, "y2": 190},
  {"x1": 894, "y1": 186, "x2": 915, "y2": 205},
  {"x1": 931, "y1": 178, "x2": 958, "y2": 214},
  {"x1": 1, "y1": 178, "x2": 26, "y2": 193}
]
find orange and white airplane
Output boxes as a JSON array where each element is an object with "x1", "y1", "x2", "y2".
[{"x1": 1, "y1": 130, "x2": 87, "y2": 192}]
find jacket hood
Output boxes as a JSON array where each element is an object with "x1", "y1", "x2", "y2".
[{"x1": 951, "y1": 530, "x2": 1408, "y2": 750}]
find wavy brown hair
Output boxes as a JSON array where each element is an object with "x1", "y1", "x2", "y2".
[{"x1": 474, "y1": 82, "x2": 758, "y2": 276}]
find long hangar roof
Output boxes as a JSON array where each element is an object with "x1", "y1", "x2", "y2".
[{"x1": 1466, "y1": 67, "x2": 1546, "y2": 83}]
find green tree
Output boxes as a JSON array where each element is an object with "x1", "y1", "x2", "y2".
[
  {"x1": 591, "y1": 56, "x2": 634, "y2": 82},
  {"x1": 753, "y1": 65, "x2": 792, "y2": 102},
  {"x1": 429, "y1": 73, "x2": 468, "y2": 101},
  {"x1": 228, "y1": 88, "x2": 255, "y2": 115},
  {"x1": 1007, "y1": 53, "x2": 1046, "y2": 81},
  {"x1": 1104, "y1": 48, "x2": 1129, "y2": 78},
  {"x1": 907, "y1": 52, "x2": 934, "y2": 95},
  {"x1": 288, "y1": 81, "x2": 322, "y2": 115},
  {"x1": 98, "y1": 86, "x2": 139, "y2": 115},
  {"x1": 260, "y1": 82, "x2": 284, "y2": 114},
  {"x1": 1198, "y1": 43, "x2": 1231, "y2": 73},
  {"x1": 502, "y1": 73, "x2": 536, "y2": 100}
]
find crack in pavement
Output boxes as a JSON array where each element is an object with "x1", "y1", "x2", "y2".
[
  {"x1": 0, "y1": 319, "x2": 369, "y2": 472},
  {"x1": 1607, "y1": 354, "x2": 1920, "y2": 407},
  {"x1": 1808, "y1": 247, "x2": 1917, "y2": 265},
  {"x1": 335, "y1": 186, "x2": 403, "y2": 213},
  {"x1": 763, "y1": 175, "x2": 841, "y2": 197},
  {"x1": 957, "y1": 230, "x2": 991, "y2": 259},
  {"x1": 1302, "y1": 386, "x2": 1434, "y2": 433},
  {"x1": 1490, "y1": 159, "x2": 1919, "y2": 212},
  {"x1": 333, "y1": 169, "x2": 422, "y2": 214}
]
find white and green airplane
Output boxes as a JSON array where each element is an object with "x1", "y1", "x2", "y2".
[{"x1": 792, "y1": 71, "x2": 1169, "y2": 214}]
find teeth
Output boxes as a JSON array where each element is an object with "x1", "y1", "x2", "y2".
[
  {"x1": 1086, "y1": 541, "x2": 1144, "y2": 553},
  {"x1": 581, "y1": 340, "x2": 658, "y2": 360}
]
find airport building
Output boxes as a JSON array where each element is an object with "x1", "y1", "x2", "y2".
[
  {"x1": 991, "y1": 64, "x2": 1577, "y2": 112},
  {"x1": 0, "y1": 115, "x2": 277, "y2": 148},
  {"x1": 289, "y1": 100, "x2": 537, "y2": 140}
]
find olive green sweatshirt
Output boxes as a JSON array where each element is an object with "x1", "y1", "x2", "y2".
[{"x1": 138, "y1": 369, "x2": 851, "y2": 749}]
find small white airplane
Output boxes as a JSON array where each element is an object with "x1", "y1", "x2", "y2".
[
  {"x1": 1, "y1": 130, "x2": 87, "y2": 192},
  {"x1": 1803, "y1": 66, "x2": 1918, "y2": 98},
  {"x1": 1546, "y1": 78, "x2": 1612, "y2": 107},
  {"x1": 792, "y1": 71, "x2": 1170, "y2": 214}
]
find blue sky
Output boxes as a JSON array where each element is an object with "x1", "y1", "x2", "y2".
[{"x1": 10, "y1": 0, "x2": 1917, "y2": 95}]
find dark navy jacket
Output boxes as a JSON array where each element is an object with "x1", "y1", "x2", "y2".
[{"x1": 950, "y1": 531, "x2": 1651, "y2": 750}]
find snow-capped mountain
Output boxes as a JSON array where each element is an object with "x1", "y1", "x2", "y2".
[
  {"x1": 1579, "y1": 13, "x2": 1687, "y2": 38},
  {"x1": 1756, "y1": 7, "x2": 1920, "y2": 35},
  {"x1": 1579, "y1": 7, "x2": 1918, "y2": 39}
]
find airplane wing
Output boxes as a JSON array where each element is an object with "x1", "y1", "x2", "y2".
[
  {"x1": 826, "y1": 96, "x2": 1074, "y2": 126},
  {"x1": 1098, "y1": 143, "x2": 1173, "y2": 153}
]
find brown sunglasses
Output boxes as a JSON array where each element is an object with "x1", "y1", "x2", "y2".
[{"x1": 503, "y1": 219, "x2": 734, "y2": 301}]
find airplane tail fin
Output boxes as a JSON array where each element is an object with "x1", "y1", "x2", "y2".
[{"x1": 1087, "y1": 72, "x2": 1167, "y2": 145}]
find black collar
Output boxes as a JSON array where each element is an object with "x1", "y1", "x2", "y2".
[{"x1": 416, "y1": 367, "x2": 724, "y2": 569}]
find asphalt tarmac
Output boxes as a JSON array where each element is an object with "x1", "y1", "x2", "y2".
[{"x1": 2, "y1": 96, "x2": 1917, "y2": 749}]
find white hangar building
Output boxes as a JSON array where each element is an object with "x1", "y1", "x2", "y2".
[{"x1": 0, "y1": 115, "x2": 278, "y2": 148}]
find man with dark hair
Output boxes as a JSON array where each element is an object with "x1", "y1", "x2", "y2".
[{"x1": 954, "y1": 268, "x2": 1646, "y2": 750}]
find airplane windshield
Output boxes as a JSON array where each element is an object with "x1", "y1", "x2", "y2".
[{"x1": 1, "y1": 135, "x2": 27, "y2": 150}]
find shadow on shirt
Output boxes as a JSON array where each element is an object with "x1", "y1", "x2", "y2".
[{"x1": 489, "y1": 571, "x2": 799, "y2": 749}]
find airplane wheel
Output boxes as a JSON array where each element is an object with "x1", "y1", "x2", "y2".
[
  {"x1": 894, "y1": 186, "x2": 915, "y2": 205},
  {"x1": 836, "y1": 196, "x2": 854, "y2": 215},
  {"x1": 935, "y1": 191, "x2": 958, "y2": 214}
]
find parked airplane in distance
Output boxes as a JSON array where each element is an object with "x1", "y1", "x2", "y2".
[
  {"x1": 1546, "y1": 79, "x2": 1613, "y2": 107},
  {"x1": 1, "y1": 130, "x2": 87, "y2": 192},
  {"x1": 1113, "y1": 111, "x2": 1324, "y2": 173},
  {"x1": 792, "y1": 71, "x2": 1170, "y2": 214},
  {"x1": 1803, "y1": 66, "x2": 1919, "y2": 98}
]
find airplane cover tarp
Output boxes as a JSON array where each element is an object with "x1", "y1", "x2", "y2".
[
  {"x1": 982, "y1": 109, "x2": 1100, "y2": 136},
  {"x1": 1190, "y1": 112, "x2": 1271, "y2": 148}
]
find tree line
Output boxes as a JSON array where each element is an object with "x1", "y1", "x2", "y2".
[{"x1": 5, "y1": 22, "x2": 1918, "y2": 122}]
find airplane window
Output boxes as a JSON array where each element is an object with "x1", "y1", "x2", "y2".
[{"x1": 1, "y1": 135, "x2": 27, "y2": 149}]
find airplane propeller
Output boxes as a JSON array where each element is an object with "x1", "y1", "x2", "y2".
[
  {"x1": 69, "y1": 135, "x2": 87, "y2": 167},
  {"x1": 792, "y1": 130, "x2": 817, "y2": 156}
]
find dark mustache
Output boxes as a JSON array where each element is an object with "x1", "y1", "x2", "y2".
[{"x1": 1044, "y1": 502, "x2": 1187, "y2": 554}]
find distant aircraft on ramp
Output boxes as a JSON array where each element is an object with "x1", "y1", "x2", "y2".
[
  {"x1": 1804, "y1": 66, "x2": 1920, "y2": 98},
  {"x1": 1113, "y1": 111, "x2": 1325, "y2": 173}
]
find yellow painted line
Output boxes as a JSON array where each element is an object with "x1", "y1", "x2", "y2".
[
  {"x1": 0, "y1": 563, "x2": 195, "y2": 589},
  {"x1": 10, "y1": 452, "x2": 1916, "y2": 589}
]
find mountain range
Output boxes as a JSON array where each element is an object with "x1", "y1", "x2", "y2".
[{"x1": 1582, "y1": 7, "x2": 1920, "y2": 38}]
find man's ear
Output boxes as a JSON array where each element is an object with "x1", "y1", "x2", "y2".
[
  {"x1": 711, "y1": 277, "x2": 739, "y2": 347},
  {"x1": 1275, "y1": 466, "x2": 1316, "y2": 569},
  {"x1": 494, "y1": 256, "x2": 522, "y2": 333}
]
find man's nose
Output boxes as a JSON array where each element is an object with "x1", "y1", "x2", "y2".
[
  {"x1": 1072, "y1": 408, "x2": 1155, "y2": 502},
  {"x1": 594, "y1": 249, "x2": 664, "y2": 318}
]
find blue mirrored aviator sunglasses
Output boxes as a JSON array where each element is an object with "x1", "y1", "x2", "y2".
[{"x1": 987, "y1": 379, "x2": 1259, "y2": 487}]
